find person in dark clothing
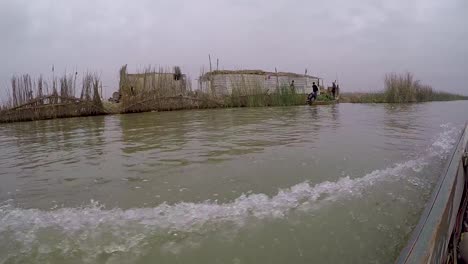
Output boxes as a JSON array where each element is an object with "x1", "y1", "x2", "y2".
[
  {"x1": 290, "y1": 80, "x2": 295, "y2": 93},
  {"x1": 312, "y1": 82, "x2": 319, "y2": 97},
  {"x1": 332, "y1": 81, "x2": 337, "y2": 99},
  {"x1": 307, "y1": 82, "x2": 319, "y2": 105}
]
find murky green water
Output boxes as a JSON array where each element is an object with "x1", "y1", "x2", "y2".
[{"x1": 1, "y1": 101, "x2": 467, "y2": 263}]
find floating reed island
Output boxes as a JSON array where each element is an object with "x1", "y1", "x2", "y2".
[{"x1": 1, "y1": 66, "x2": 466, "y2": 124}]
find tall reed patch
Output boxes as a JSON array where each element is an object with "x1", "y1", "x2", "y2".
[
  {"x1": 384, "y1": 72, "x2": 467, "y2": 103},
  {"x1": 227, "y1": 75, "x2": 268, "y2": 107},
  {"x1": 384, "y1": 72, "x2": 418, "y2": 103},
  {"x1": 340, "y1": 72, "x2": 467, "y2": 103},
  {"x1": 226, "y1": 79, "x2": 306, "y2": 107},
  {"x1": 270, "y1": 85, "x2": 306, "y2": 106},
  {"x1": 0, "y1": 72, "x2": 103, "y2": 123}
]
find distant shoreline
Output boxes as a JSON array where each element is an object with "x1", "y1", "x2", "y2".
[
  {"x1": 339, "y1": 92, "x2": 468, "y2": 104},
  {"x1": 2, "y1": 98, "x2": 467, "y2": 125}
]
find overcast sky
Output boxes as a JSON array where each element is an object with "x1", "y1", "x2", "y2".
[{"x1": 1, "y1": 0, "x2": 467, "y2": 98}]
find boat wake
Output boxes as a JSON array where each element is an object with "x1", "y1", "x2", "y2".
[{"x1": 0, "y1": 124, "x2": 460, "y2": 261}]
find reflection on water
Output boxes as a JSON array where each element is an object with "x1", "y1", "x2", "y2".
[
  {"x1": 2, "y1": 116, "x2": 106, "y2": 163},
  {"x1": 0, "y1": 101, "x2": 467, "y2": 264},
  {"x1": 119, "y1": 108, "x2": 306, "y2": 165}
]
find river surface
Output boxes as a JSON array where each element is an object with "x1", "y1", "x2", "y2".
[{"x1": 1, "y1": 101, "x2": 467, "y2": 263}]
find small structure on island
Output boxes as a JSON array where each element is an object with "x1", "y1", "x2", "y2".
[
  {"x1": 119, "y1": 65, "x2": 188, "y2": 98},
  {"x1": 118, "y1": 65, "x2": 220, "y2": 112},
  {"x1": 199, "y1": 70, "x2": 322, "y2": 97}
]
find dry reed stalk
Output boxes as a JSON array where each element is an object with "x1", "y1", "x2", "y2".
[{"x1": 0, "y1": 71, "x2": 104, "y2": 123}]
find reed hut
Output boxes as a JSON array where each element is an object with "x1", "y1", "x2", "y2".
[
  {"x1": 119, "y1": 65, "x2": 202, "y2": 112},
  {"x1": 119, "y1": 65, "x2": 187, "y2": 98},
  {"x1": 199, "y1": 70, "x2": 321, "y2": 97}
]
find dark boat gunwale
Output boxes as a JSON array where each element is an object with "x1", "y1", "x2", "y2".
[{"x1": 397, "y1": 123, "x2": 468, "y2": 263}]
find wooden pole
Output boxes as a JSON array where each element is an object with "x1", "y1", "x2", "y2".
[
  {"x1": 216, "y1": 58, "x2": 219, "y2": 71},
  {"x1": 275, "y1": 67, "x2": 279, "y2": 91},
  {"x1": 305, "y1": 68, "x2": 308, "y2": 94},
  {"x1": 208, "y1": 55, "x2": 213, "y2": 96},
  {"x1": 208, "y1": 55, "x2": 212, "y2": 72}
]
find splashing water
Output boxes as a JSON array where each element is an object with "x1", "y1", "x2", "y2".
[{"x1": 0, "y1": 124, "x2": 461, "y2": 262}]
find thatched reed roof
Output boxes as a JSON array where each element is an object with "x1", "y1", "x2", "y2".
[
  {"x1": 200, "y1": 70, "x2": 320, "y2": 80},
  {"x1": 126, "y1": 72, "x2": 186, "y2": 77}
]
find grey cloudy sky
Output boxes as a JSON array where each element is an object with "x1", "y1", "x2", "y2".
[{"x1": 1, "y1": 0, "x2": 467, "y2": 98}]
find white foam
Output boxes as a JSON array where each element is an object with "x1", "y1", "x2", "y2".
[
  {"x1": 430, "y1": 123, "x2": 459, "y2": 155},
  {"x1": 0, "y1": 124, "x2": 461, "y2": 260},
  {"x1": 0, "y1": 158, "x2": 432, "y2": 233}
]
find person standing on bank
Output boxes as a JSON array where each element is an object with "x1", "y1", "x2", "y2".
[
  {"x1": 332, "y1": 81, "x2": 337, "y2": 99},
  {"x1": 307, "y1": 82, "x2": 320, "y2": 105},
  {"x1": 312, "y1": 82, "x2": 319, "y2": 99}
]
